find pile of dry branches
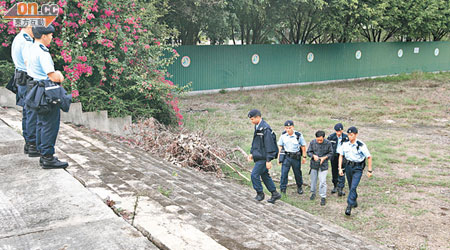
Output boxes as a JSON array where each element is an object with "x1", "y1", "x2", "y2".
[{"x1": 124, "y1": 118, "x2": 227, "y2": 177}]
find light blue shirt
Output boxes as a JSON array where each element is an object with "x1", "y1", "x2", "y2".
[
  {"x1": 11, "y1": 30, "x2": 34, "y2": 71},
  {"x1": 27, "y1": 41, "x2": 55, "y2": 81},
  {"x1": 337, "y1": 140, "x2": 371, "y2": 163},
  {"x1": 278, "y1": 131, "x2": 306, "y2": 153},
  {"x1": 336, "y1": 135, "x2": 343, "y2": 154}
]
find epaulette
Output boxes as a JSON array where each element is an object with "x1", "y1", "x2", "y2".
[
  {"x1": 39, "y1": 44, "x2": 49, "y2": 52},
  {"x1": 23, "y1": 33, "x2": 33, "y2": 42},
  {"x1": 356, "y1": 141, "x2": 364, "y2": 150}
]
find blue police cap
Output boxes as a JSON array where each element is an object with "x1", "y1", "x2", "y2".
[
  {"x1": 347, "y1": 126, "x2": 358, "y2": 134},
  {"x1": 334, "y1": 123, "x2": 343, "y2": 131},
  {"x1": 284, "y1": 120, "x2": 294, "y2": 126},
  {"x1": 32, "y1": 24, "x2": 55, "y2": 38},
  {"x1": 248, "y1": 109, "x2": 261, "y2": 118}
]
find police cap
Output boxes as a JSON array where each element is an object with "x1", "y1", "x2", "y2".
[
  {"x1": 347, "y1": 126, "x2": 358, "y2": 134},
  {"x1": 248, "y1": 109, "x2": 261, "y2": 118},
  {"x1": 32, "y1": 24, "x2": 55, "y2": 39},
  {"x1": 284, "y1": 120, "x2": 294, "y2": 126},
  {"x1": 334, "y1": 123, "x2": 344, "y2": 131}
]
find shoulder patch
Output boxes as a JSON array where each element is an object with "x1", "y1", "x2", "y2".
[
  {"x1": 39, "y1": 44, "x2": 49, "y2": 52},
  {"x1": 23, "y1": 33, "x2": 33, "y2": 42}
]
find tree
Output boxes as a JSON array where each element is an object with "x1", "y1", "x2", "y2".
[{"x1": 269, "y1": 0, "x2": 325, "y2": 44}]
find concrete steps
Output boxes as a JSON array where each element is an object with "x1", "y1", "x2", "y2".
[{"x1": 0, "y1": 107, "x2": 386, "y2": 249}]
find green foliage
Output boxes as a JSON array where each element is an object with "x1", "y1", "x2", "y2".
[{"x1": 0, "y1": 59, "x2": 14, "y2": 86}]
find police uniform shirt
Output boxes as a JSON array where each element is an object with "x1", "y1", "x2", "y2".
[
  {"x1": 278, "y1": 131, "x2": 306, "y2": 153},
  {"x1": 27, "y1": 41, "x2": 55, "y2": 81},
  {"x1": 337, "y1": 140, "x2": 371, "y2": 163},
  {"x1": 11, "y1": 30, "x2": 34, "y2": 71}
]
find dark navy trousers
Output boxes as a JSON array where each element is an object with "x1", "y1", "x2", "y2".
[
  {"x1": 280, "y1": 156, "x2": 303, "y2": 190},
  {"x1": 331, "y1": 155, "x2": 346, "y2": 188},
  {"x1": 251, "y1": 160, "x2": 276, "y2": 193},
  {"x1": 37, "y1": 105, "x2": 60, "y2": 156},
  {"x1": 17, "y1": 85, "x2": 28, "y2": 142},
  {"x1": 346, "y1": 163, "x2": 364, "y2": 206}
]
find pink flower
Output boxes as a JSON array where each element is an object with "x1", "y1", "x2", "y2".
[
  {"x1": 82, "y1": 42, "x2": 87, "y2": 47},
  {"x1": 71, "y1": 90, "x2": 79, "y2": 98},
  {"x1": 87, "y1": 14, "x2": 95, "y2": 20},
  {"x1": 77, "y1": 2, "x2": 83, "y2": 8},
  {"x1": 121, "y1": 46, "x2": 128, "y2": 53},
  {"x1": 57, "y1": 0, "x2": 67, "y2": 7},
  {"x1": 58, "y1": 7, "x2": 64, "y2": 15},
  {"x1": 104, "y1": 9, "x2": 114, "y2": 17},
  {"x1": 77, "y1": 56, "x2": 87, "y2": 62},
  {"x1": 144, "y1": 45, "x2": 150, "y2": 49},
  {"x1": 104, "y1": 22, "x2": 111, "y2": 29},
  {"x1": 78, "y1": 19, "x2": 86, "y2": 25},
  {"x1": 156, "y1": 41, "x2": 160, "y2": 46},
  {"x1": 54, "y1": 38, "x2": 63, "y2": 47},
  {"x1": 61, "y1": 50, "x2": 72, "y2": 63},
  {"x1": 1, "y1": 42, "x2": 8, "y2": 47}
]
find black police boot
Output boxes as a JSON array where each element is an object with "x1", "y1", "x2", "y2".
[
  {"x1": 320, "y1": 198, "x2": 326, "y2": 206},
  {"x1": 280, "y1": 189, "x2": 286, "y2": 195},
  {"x1": 24, "y1": 142, "x2": 29, "y2": 154},
  {"x1": 297, "y1": 186, "x2": 303, "y2": 195},
  {"x1": 28, "y1": 144, "x2": 40, "y2": 157},
  {"x1": 254, "y1": 192, "x2": 265, "y2": 201},
  {"x1": 41, "y1": 155, "x2": 68, "y2": 169},
  {"x1": 353, "y1": 201, "x2": 358, "y2": 208},
  {"x1": 310, "y1": 193, "x2": 316, "y2": 200},
  {"x1": 267, "y1": 191, "x2": 281, "y2": 204},
  {"x1": 338, "y1": 188, "x2": 345, "y2": 197},
  {"x1": 331, "y1": 185, "x2": 338, "y2": 194},
  {"x1": 345, "y1": 205, "x2": 352, "y2": 216}
]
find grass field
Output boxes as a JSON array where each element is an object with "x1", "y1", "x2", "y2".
[{"x1": 179, "y1": 72, "x2": 450, "y2": 250}]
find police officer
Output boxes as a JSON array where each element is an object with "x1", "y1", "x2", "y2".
[
  {"x1": 337, "y1": 126, "x2": 373, "y2": 216},
  {"x1": 277, "y1": 120, "x2": 307, "y2": 195},
  {"x1": 11, "y1": 26, "x2": 36, "y2": 155},
  {"x1": 27, "y1": 25, "x2": 70, "y2": 169},
  {"x1": 327, "y1": 123, "x2": 349, "y2": 196},
  {"x1": 247, "y1": 109, "x2": 282, "y2": 204}
]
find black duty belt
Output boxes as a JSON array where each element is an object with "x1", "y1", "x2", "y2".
[
  {"x1": 286, "y1": 151, "x2": 301, "y2": 158},
  {"x1": 346, "y1": 160, "x2": 364, "y2": 166}
]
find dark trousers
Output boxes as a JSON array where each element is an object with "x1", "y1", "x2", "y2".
[
  {"x1": 25, "y1": 108, "x2": 38, "y2": 145},
  {"x1": 331, "y1": 155, "x2": 346, "y2": 188},
  {"x1": 346, "y1": 163, "x2": 363, "y2": 206},
  {"x1": 17, "y1": 85, "x2": 28, "y2": 142},
  {"x1": 280, "y1": 156, "x2": 303, "y2": 190},
  {"x1": 251, "y1": 160, "x2": 276, "y2": 193},
  {"x1": 37, "y1": 106, "x2": 60, "y2": 156}
]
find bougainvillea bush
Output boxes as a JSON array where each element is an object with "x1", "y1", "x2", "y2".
[{"x1": 1, "y1": 0, "x2": 185, "y2": 125}]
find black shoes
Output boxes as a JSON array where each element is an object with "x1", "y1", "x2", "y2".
[
  {"x1": 24, "y1": 143, "x2": 29, "y2": 154},
  {"x1": 345, "y1": 205, "x2": 352, "y2": 216},
  {"x1": 338, "y1": 188, "x2": 345, "y2": 197},
  {"x1": 310, "y1": 193, "x2": 316, "y2": 200},
  {"x1": 28, "y1": 144, "x2": 40, "y2": 157},
  {"x1": 255, "y1": 192, "x2": 265, "y2": 201},
  {"x1": 267, "y1": 191, "x2": 281, "y2": 204},
  {"x1": 40, "y1": 155, "x2": 68, "y2": 169},
  {"x1": 331, "y1": 186, "x2": 338, "y2": 194},
  {"x1": 297, "y1": 186, "x2": 303, "y2": 194},
  {"x1": 320, "y1": 198, "x2": 326, "y2": 206},
  {"x1": 353, "y1": 202, "x2": 358, "y2": 208}
]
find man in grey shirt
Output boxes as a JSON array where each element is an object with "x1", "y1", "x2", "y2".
[{"x1": 307, "y1": 130, "x2": 333, "y2": 206}]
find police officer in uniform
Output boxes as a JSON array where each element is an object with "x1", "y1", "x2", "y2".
[
  {"x1": 11, "y1": 26, "x2": 36, "y2": 155},
  {"x1": 27, "y1": 25, "x2": 70, "y2": 169},
  {"x1": 247, "y1": 109, "x2": 282, "y2": 204},
  {"x1": 327, "y1": 123, "x2": 349, "y2": 196},
  {"x1": 277, "y1": 120, "x2": 307, "y2": 195},
  {"x1": 337, "y1": 126, "x2": 373, "y2": 216}
]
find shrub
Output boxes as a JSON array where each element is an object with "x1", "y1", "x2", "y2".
[{"x1": 1, "y1": 0, "x2": 186, "y2": 125}]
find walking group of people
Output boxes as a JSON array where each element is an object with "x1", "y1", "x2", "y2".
[
  {"x1": 6, "y1": 25, "x2": 71, "y2": 169},
  {"x1": 247, "y1": 109, "x2": 373, "y2": 216}
]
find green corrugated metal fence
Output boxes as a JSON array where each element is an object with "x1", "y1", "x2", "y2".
[{"x1": 167, "y1": 42, "x2": 450, "y2": 91}]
